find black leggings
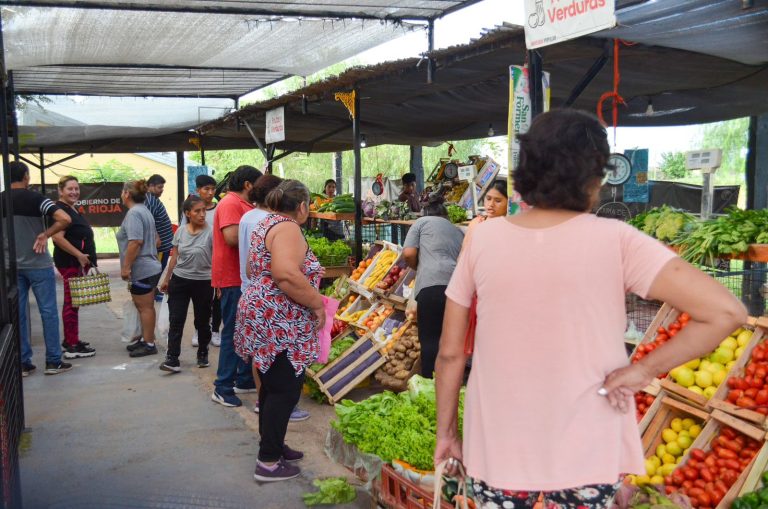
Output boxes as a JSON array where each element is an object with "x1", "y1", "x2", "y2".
[
  {"x1": 167, "y1": 275, "x2": 213, "y2": 359},
  {"x1": 211, "y1": 293, "x2": 221, "y2": 333},
  {"x1": 257, "y1": 351, "x2": 305, "y2": 462},
  {"x1": 416, "y1": 285, "x2": 447, "y2": 379}
]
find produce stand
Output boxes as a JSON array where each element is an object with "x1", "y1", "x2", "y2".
[{"x1": 641, "y1": 395, "x2": 709, "y2": 457}]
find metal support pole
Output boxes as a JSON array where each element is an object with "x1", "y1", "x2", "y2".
[
  {"x1": 176, "y1": 151, "x2": 185, "y2": 224},
  {"x1": 427, "y1": 19, "x2": 435, "y2": 84},
  {"x1": 353, "y1": 90, "x2": 363, "y2": 263},
  {"x1": 333, "y1": 152, "x2": 343, "y2": 192},
  {"x1": 528, "y1": 50, "x2": 544, "y2": 118},
  {"x1": 8, "y1": 71, "x2": 18, "y2": 160},
  {"x1": 409, "y1": 146, "x2": 424, "y2": 193},
  {"x1": 266, "y1": 145, "x2": 276, "y2": 174},
  {"x1": 39, "y1": 149, "x2": 45, "y2": 196}
]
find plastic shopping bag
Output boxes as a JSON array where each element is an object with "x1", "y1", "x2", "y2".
[
  {"x1": 121, "y1": 300, "x2": 141, "y2": 342},
  {"x1": 155, "y1": 294, "x2": 170, "y2": 342},
  {"x1": 317, "y1": 296, "x2": 340, "y2": 364}
]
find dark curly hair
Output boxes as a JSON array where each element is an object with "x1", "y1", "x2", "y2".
[{"x1": 513, "y1": 109, "x2": 610, "y2": 212}]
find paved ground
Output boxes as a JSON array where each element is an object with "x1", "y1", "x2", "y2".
[{"x1": 19, "y1": 259, "x2": 373, "y2": 509}]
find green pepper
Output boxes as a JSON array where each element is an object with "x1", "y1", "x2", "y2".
[
  {"x1": 762, "y1": 470, "x2": 768, "y2": 487},
  {"x1": 734, "y1": 500, "x2": 752, "y2": 509},
  {"x1": 759, "y1": 487, "x2": 768, "y2": 505},
  {"x1": 744, "y1": 492, "x2": 762, "y2": 508}
]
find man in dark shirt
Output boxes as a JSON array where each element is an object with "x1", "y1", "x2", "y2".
[
  {"x1": 145, "y1": 174, "x2": 173, "y2": 301},
  {"x1": 3, "y1": 161, "x2": 73, "y2": 376},
  {"x1": 398, "y1": 172, "x2": 422, "y2": 213}
]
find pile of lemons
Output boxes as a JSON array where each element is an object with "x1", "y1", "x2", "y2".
[{"x1": 629, "y1": 416, "x2": 703, "y2": 486}]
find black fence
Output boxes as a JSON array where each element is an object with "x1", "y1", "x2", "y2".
[{"x1": 0, "y1": 321, "x2": 21, "y2": 508}]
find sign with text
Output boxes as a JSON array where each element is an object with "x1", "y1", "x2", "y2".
[
  {"x1": 32, "y1": 182, "x2": 127, "y2": 227},
  {"x1": 524, "y1": 0, "x2": 616, "y2": 49},
  {"x1": 265, "y1": 106, "x2": 285, "y2": 144}
]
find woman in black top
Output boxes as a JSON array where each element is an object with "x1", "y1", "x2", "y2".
[{"x1": 52, "y1": 176, "x2": 97, "y2": 359}]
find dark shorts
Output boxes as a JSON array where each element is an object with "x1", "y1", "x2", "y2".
[{"x1": 128, "y1": 273, "x2": 161, "y2": 296}]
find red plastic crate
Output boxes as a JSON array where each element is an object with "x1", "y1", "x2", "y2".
[{"x1": 379, "y1": 464, "x2": 452, "y2": 509}]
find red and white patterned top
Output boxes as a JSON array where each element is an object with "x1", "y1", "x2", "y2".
[{"x1": 235, "y1": 214, "x2": 322, "y2": 375}]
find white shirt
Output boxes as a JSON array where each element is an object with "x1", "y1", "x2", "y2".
[{"x1": 238, "y1": 207, "x2": 270, "y2": 293}]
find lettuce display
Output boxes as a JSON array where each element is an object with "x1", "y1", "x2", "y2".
[
  {"x1": 331, "y1": 376, "x2": 464, "y2": 471},
  {"x1": 306, "y1": 236, "x2": 352, "y2": 267},
  {"x1": 672, "y1": 208, "x2": 768, "y2": 264},
  {"x1": 302, "y1": 477, "x2": 356, "y2": 506},
  {"x1": 628, "y1": 205, "x2": 696, "y2": 242}
]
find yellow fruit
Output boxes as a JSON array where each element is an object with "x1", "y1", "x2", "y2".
[
  {"x1": 689, "y1": 424, "x2": 702, "y2": 438},
  {"x1": 737, "y1": 330, "x2": 753, "y2": 347},
  {"x1": 665, "y1": 442, "x2": 682, "y2": 457},
  {"x1": 627, "y1": 474, "x2": 637, "y2": 485},
  {"x1": 727, "y1": 360, "x2": 737, "y2": 370},
  {"x1": 720, "y1": 337, "x2": 738, "y2": 350},
  {"x1": 662, "y1": 429, "x2": 678, "y2": 444},
  {"x1": 700, "y1": 359, "x2": 712, "y2": 371},
  {"x1": 704, "y1": 386, "x2": 718, "y2": 399},
  {"x1": 660, "y1": 464, "x2": 677, "y2": 476},
  {"x1": 695, "y1": 370, "x2": 713, "y2": 388},
  {"x1": 712, "y1": 347, "x2": 734, "y2": 364},
  {"x1": 645, "y1": 459, "x2": 657, "y2": 476},
  {"x1": 688, "y1": 386, "x2": 705, "y2": 395},
  {"x1": 713, "y1": 369, "x2": 728, "y2": 386},
  {"x1": 732, "y1": 327, "x2": 745, "y2": 337},
  {"x1": 650, "y1": 475, "x2": 664, "y2": 485},
  {"x1": 649, "y1": 455, "x2": 662, "y2": 468},
  {"x1": 734, "y1": 347, "x2": 745, "y2": 359},
  {"x1": 705, "y1": 362, "x2": 725, "y2": 374},
  {"x1": 662, "y1": 453, "x2": 676, "y2": 465},
  {"x1": 681, "y1": 418, "x2": 695, "y2": 430},
  {"x1": 636, "y1": 475, "x2": 651, "y2": 486},
  {"x1": 676, "y1": 455, "x2": 684, "y2": 464},
  {"x1": 677, "y1": 434, "x2": 693, "y2": 450},
  {"x1": 670, "y1": 418, "x2": 683, "y2": 432},
  {"x1": 656, "y1": 444, "x2": 667, "y2": 459},
  {"x1": 684, "y1": 359, "x2": 701, "y2": 370},
  {"x1": 673, "y1": 367, "x2": 695, "y2": 387}
]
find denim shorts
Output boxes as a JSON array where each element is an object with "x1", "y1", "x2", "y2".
[{"x1": 128, "y1": 273, "x2": 161, "y2": 296}]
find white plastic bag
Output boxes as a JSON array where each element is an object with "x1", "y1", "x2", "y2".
[
  {"x1": 121, "y1": 300, "x2": 141, "y2": 342},
  {"x1": 155, "y1": 294, "x2": 170, "y2": 342}
]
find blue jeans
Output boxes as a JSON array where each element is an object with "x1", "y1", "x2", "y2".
[
  {"x1": 214, "y1": 286, "x2": 254, "y2": 394},
  {"x1": 18, "y1": 267, "x2": 62, "y2": 365}
]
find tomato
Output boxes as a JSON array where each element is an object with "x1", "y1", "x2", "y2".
[
  {"x1": 657, "y1": 327, "x2": 667, "y2": 334},
  {"x1": 723, "y1": 459, "x2": 741, "y2": 471},
  {"x1": 716, "y1": 447, "x2": 738, "y2": 460},
  {"x1": 737, "y1": 396, "x2": 757, "y2": 408},
  {"x1": 757, "y1": 407, "x2": 768, "y2": 415},
  {"x1": 756, "y1": 366, "x2": 767, "y2": 379},
  {"x1": 683, "y1": 467, "x2": 699, "y2": 481},
  {"x1": 728, "y1": 389, "x2": 744, "y2": 402},
  {"x1": 634, "y1": 352, "x2": 645, "y2": 361},
  {"x1": 719, "y1": 437, "x2": 742, "y2": 452},
  {"x1": 682, "y1": 480, "x2": 694, "y2": 490},
  {"x1": 645, "y1": 395, "x2": 655, "y2": 405},
  {"x1": 665, "y1": 486, "x2": 677, "y2": 495},
  {"x1": 704, "y1": 456, "x2": 717, "y2": 468},
  {"x1": 693, "y1": 479, "x2": 707, "y2": 489},
  {"x1": 700, "y1": 468, "x2": 714, "y2": 482},
  {"x1": 756, "y1": 389, "x2": 768, "y2": 405},
  {"x1": 656, "y1": 333, "x2": 668, "y2": 341},
  {"x1": 754, "y1": 349, "x2": 766, "y2": 362},
  {"x1": 751, "y1": 377, "x2": 764, "y2": 389},
  {"x1": 679, "y1": 312, "x2": 691, "y2": 322},
  {"x1": 669, "y1": 322, "x2": 681, "y2": 331},
  {"x1": 698, "y1": 492, "x2": 712, "y2": 507},
  {"x1": 721, "y1": 469, "x2": 739, "y2": 486},
  {"x1": 688, "y1": 487, "x2": 704, "y2": 499},
  {"x1": 669, "y1": 329, "x2": 678, "y2": 337},
  {"x1": 746, "y1": 388, "x2": 760, "y2": 399},
  {"x1": 690, "y1": 449, "x2": 707, "y2": 461},
  {"x1": 689, "y1": 458, "x2": 700, "y2": 468}
]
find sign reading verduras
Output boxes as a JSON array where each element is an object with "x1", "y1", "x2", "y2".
[
  {"x1": 524, "y1": 0, "x2": 616, "y2": 49},
  {"x1": 265, "y1": 106, "x2": 286, "y2": 144}
]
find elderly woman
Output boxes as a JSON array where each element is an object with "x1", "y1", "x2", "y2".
[
  {"x1": 118, "y1": 180, "x2": 162, "y2": 359},
  {"x1": 235, "y1": 179, "x2": 325, "y2": 483},
  {"x1": 52, "y1": 175, "x2": 97, "y2": 359},
  {"x1": 434, "y1": 109, "x2": 747, "y2": 508}
]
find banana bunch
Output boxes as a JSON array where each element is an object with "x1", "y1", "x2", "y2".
[
  {"x1": 340, "y1": 309, "x2": 367, "y2": 322},
  {"x1": 364, "y1": 251, "x2": 398, "y2": 289}
]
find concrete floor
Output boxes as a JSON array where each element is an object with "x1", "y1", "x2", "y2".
[{"x1": 19, "y1": 259, "x2": 372, "y2": 509}]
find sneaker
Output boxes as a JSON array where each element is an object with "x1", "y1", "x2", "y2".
[
  {"x1": 211, "y1": 390, "x2": 242, "y2": 408},
  {"x1": 160, "y1": 357, "x2": 180, "y2": 373},
  {"x1": 62, "y1": 340, "x2": 90, "y2": 348},
  {"x1": 191, "y1": 330, "x2": 199, "y2": 347},
  {"x1": 129, "y1": 343, "x2": 158, "y2": 358},
  {"x1": 63, "y1": 342, "x2": 96, "y2": 359},
  {"x1": 126, "y1": 339, "x2": 145, "y2": 352},
  {"x1": 253, "y1": 459, "x2": 300, "y2": 482},
  {"x1": 282, "y1": 444, "x2": 304, "y2": 462},
  {"x1": 234, "y1": 385, "x2": 258, "y2": 394},
  {"x1": 21, "y1": 362, "x2": 36, "y2": 377},
  {"x1": 211, "y1": 332, "x2": 221, "y2": 347},
  {"x1": 253, "y1": 402, "x2": 260, "y2": 413},
  {"x1": 197, "y1": 352, "x2": 210, "y2": 368},
  {"x1": 44, "y1": 361, "x2": 73, "y2": 375},
  {"x1": 289, "y1": 407, "x2": 310, "y2": 422}
]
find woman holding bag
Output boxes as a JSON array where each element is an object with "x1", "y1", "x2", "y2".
[
  {"x1": 52, "y1": 176, "x2": 97, "y2": 359},
  {"x1": 235, "y1": 179, "x2": 325, "y2": 482},
  {"x1": 434, "y1": 109, "x2": 747, "y2": 508}
]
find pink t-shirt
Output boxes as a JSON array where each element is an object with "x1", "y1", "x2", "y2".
[{"x1": 445, "y1": 214, "x2": 676, "y2": 491}]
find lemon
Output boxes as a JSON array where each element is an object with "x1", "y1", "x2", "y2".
[
  {"x1": 727, "y1": 360, "x2": 737, "y2": 370},
  {"x1": 660, "y1": 464, "x2": 677, "y2": 476},
  {"x1": 666, "y1": 442, "x2": 683, "y2": 456},
  {"x1": 688, "y1": 386, "x2": 705, "y2": 396},
  {"x1": 645, "y1": 459, "x2": 657, "y2": 476},
  {"x1": 695, "y1": 370, "x2": 714, "y2": 388},
  {"x1": 684, "y1": 359, "x2": 701, "y2": 370},
  {"x1": 662, "y1": 429, "x2": 679, "y2": 443},
  {"x1": 681, "y1": 418, "x2": 695, "y2": 430},
  {"x1": 677, "y1": 434, "x2": 693, "y2": 450},
  {"x1": 676, "y1": 455, "x2": 684, "y2": 464},
  {"x1": 732, "y1": 327, "x2": 745, "y2": 337},
  {"x1": 734, "y1": 347, "x2": 745, "y2": 359},
  {"x1": 636, "y1": 475, "x2": 651, "y2": 486},
  {"x1": 684, "y1": 448, "x2": 690, "y2": 456},
  {"x1": 662, "y1": 453, "x2": 677, "y2": 465},
  {"x1": 737, "y1": 330, "x2": 753, "y2": 347},
  {"x1": 689, "y1": 424, "x2": 702, "y2": 438},
  {"x1": 656, "y1": 444, "x2": 667, "y2": 459},
  {"x1": 713, "y1": 369, "x2": 728, "y2": 386},
  {"x1": 706, "y1": 362, "x2": 726, "y2": 374},
  {"x1": 670, "y1": 418, "x2": 683, "y2": 432},
  {"x1": 627, "y1": 474, "x2": 637, "y2": 485},
  {"x1": 700, "y1": 359, "x2": 712, "y2": 371},
  {"x1": 673, "y1": 367, "x2": 696, "y2": 388},
  {"x1": 650, "y1": 475, "x2": 665, "y2": 485},
  {"x1": 721, "y1": 337, "x2": 738, "y2": 350},
  {"x1": 704, "y1": 386, "x2": 718, "y2": 399}
]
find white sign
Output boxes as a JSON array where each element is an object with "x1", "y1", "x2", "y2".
[
  {"x1": 524, "y1": 0, "x2": 616, "y2": 49},
  {"x1": 458, "y1": 165, "x2": 475, "y2": 182},
  {"x1": 265, "y1": 106, "x2": 285, "y2": 144}
]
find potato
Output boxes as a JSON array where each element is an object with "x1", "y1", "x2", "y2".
[
  {"x1": 394, "y1": 344, "x2": 407, "y2": 353},
  {"x1": 400, "y1": 340, "x2": 412, "y2": 349},
  {"x1": 395, "y1": 370, "x2": 410, "y2": 380},
  {"x1": 413, "y1": 342, "x2": 421, "y2": 351},
  {"x1": 396, "y1": 352, "x2": 406, "y2": 360},
  {"x1": 403, "y1": 359, "x2": 414, "y2": 370},
  {"x1": 408, "y1": 350, "x2": 419, "y2": 359}
]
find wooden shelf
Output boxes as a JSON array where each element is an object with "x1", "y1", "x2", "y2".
[{"x1": 309, "y1": 211, "x2": 355, "y2": 221}]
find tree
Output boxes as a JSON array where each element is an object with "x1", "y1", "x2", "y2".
[
  {"x1": 77, "y1": 159, "x2": 148, "y2": 184},
  {"x1": 697, "y1": 118, "x2": 749, "y2": 185},
  {"x1": 658, "y1": 151, "x2": 687, "y2": 180}
]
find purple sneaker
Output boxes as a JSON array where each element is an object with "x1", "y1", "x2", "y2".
[
  {"x1": 253, "y1": 459, "x2": 300, "y2": 482},
  {"x1": 282, "y1": 444, "x2": 304, "y2": 462}
]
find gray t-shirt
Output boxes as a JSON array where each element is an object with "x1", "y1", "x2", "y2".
[
  {"x1": 172, "y1": 224, "x2": 213, "y2": 281},
  {"x1": 238, "y1": 207, "x2": 270, "y2": 292},
  {"x1": 116, "y1": 204, "x2": 162, "y2": 281},
  {"x1": 403, "y1": 216, "x2": 465, "y2": 298}
]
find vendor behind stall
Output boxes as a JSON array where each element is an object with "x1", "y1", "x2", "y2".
[
  {"x1": 399, "y1": 173, "x2": 422, "y2": 213},
  {"x1": 319, "y1": 179, "x2": 345, "y2": 241}
]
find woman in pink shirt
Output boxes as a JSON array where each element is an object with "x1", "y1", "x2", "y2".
[{"x1": 434, "y1": 109, "x2": 747, "y2": 508}]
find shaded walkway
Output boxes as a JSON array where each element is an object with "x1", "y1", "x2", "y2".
[{"x1": 19, "y1": 260, "x2": 368, "y2": 508}]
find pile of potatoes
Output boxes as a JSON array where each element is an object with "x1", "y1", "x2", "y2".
[{"x1": 375, "y1": 325, "x2": 420, "y2": 389}]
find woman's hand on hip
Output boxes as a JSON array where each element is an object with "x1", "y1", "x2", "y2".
[
  {"x1": 601, "y1": 362, "x2": 655, "y2": 413},
  {"x1": 434, "y1": 434, "x2": 464, "y2": 477}
]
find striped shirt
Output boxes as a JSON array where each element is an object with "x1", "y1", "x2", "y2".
[
  {"x1": 2, "y1": 188, "x2": 60, "y2": 269},
  {"x1": 144, "y1": 192, "x2": 174, "y2": 252}
]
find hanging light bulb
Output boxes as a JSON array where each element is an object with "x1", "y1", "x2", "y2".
[
  {"x1": 644, "y1": 98, "x2": 654, "y2": 116},
  {"x1": 487, "y1": 124, "x2": 495, "y2": 137},
  {"x1": 360, "y1": 134, "x2": 367, "y2": 148}
]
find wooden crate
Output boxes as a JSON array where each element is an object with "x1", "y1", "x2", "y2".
[
  {"x1": 349, "y1": 241, "x2": 400, "y2": 295},
  {"x1": 738, "y1": 440, "x2": 768, "y2": 496},
  {"x1": 373, "y1": 255, "x2": 410, "y2": 299},
  {"x1": 640, "y1": 395, "x2": 709, "y2": 457},
  {"x1": 310, "y1": 332, "x2": 387, "y2": 405},
  {"x1": 637, "y1": 389, "x2": 664, "y2": 436},
  {"x1": 660, "y1": 377, "x2": 709, "y2": 409},
  {"x1": 306, "y1": 327, "x2": 364, "y2": 378},
  {"x1": 708, "y1": 321, "x2": 768, "y2": 428},
  {"x1": 387, "y1": 268, "x2": 416, "y2": 305},
  {"x1": 632, "y1": 303, "x2": 679, "y2": 356},
  {"x1": 674, "y1": 409, "x2": 766, "y2": 509}
]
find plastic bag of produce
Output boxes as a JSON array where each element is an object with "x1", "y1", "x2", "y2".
[
  {"x1": 155, "y1": 294, "x2": 170, "y2": 342},
  {"x1": 121, "y1": 300, "x2": 141, "y2": 342},
  {"x1": 318, "y1": 296, "x2": 340, "y2": 363}
]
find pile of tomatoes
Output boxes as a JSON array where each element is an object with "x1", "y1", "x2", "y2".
[
  {"x1": 725, "y1": 342, "x2": 768, "y2": 414},
  {"x1": 635, "y1": 392, "x2": 656, "y2": 422},
  {"x1": 664, "y1": 426, "x2": 760, "y2": 507},
  {"x1": 632, "y1": 312, "x2": 691, "y2": 371}
]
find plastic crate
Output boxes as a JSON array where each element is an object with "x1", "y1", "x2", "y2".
[{"x1": 379, "y1": 464, "x2": 452, "y2": 509}]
